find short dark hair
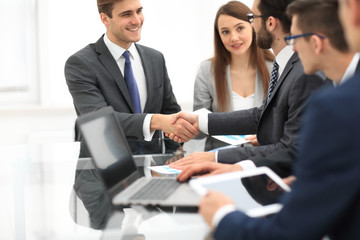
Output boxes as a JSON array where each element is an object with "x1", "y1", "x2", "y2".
[
  {"x1": 287, "y1": 0, "x2": 348, "y2": 52},
  {"x1": 97, "y1": 0, "x2": 123, "y2": 18},
  {"x1": 258, "y1": 0, "x2": 294, "y2": 33}
]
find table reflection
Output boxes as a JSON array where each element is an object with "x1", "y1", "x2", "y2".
[
  {"x1": 69, "y1": 136, "x2": 222, "y2": 240},
  {"x1": 0, "y1": 142, "x2": 102, "y2": 240},
  {"x1": 71, "y1": 154, "x2": 179, "y2": 229}
]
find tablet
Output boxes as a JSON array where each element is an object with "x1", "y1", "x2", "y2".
[{"x1": 189, "y1": 167, "x2": 291, "y2": 217}]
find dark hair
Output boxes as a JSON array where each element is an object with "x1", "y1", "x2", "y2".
[
  {"x1": 258, "y1": 0, "x2": 294, "y2": 33},
  {"x1": 212, "y1": 1, "x2": 275, "y2": 112},
  {"x1": 97, "y1": 0, "x2": 123, "y2": 18},
  {"x1": 286, "y1": 0, "x2": 348, "y2": 52}
]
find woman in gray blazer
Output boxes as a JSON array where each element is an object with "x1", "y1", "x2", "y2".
[
  {"x1": 193, "y1": 1, "x2": 274, "y2": 146},
  {"x1": 193, "y1": 1, "x2": 274, "y2": 113}
]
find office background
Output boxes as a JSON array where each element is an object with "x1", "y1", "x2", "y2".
[{"x1": 0, "y1": 0, "x2": 254, "y2": 145}]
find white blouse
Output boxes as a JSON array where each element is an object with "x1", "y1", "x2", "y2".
[{"x1": 231, "y1": 92, "x2": 256, "y2": 111}]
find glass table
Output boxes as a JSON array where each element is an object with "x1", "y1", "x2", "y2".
[
  {"x1": 0, "y1": 142, "x2": 102, "y2": 240},
  {"x1": 1, "y1": 135, "x2": 227, "y2": 240},
  {"x1": 70, "y1": 138, "x2": 217, "y2": 240}
]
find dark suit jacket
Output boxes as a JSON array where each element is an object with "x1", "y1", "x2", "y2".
[
  {"x1": 65, "y1": 35, "x2": 180, "y2": 154},
  {"x1": 247, "y1": 60, "x2": 360, "y2": 177},
  {"x1": 209, "y1": 52, "x2": 326, "y2": 163},
  {"x1": 250, "y1": 146, "x2": 297, "y2": 178},
  {"x1": 214, "y1": 74, "x2": 360, "y2": 240}
]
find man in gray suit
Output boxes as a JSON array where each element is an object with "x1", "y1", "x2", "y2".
[
  {"x1": 170, "y1": 0, "x2": 326, "y2": 166},
  {"x1": 65, "y1": 0, "x2": 197, "y2": 155}
]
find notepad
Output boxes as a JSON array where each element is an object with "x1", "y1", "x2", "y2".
[
  {"x1": 211, "y1": 134, "x2": 249, "y2": 145},
  {"x1": 148, "y1": 165, "x2": 182, "y2": 175}
]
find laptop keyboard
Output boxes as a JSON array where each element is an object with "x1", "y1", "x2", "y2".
[{"x1": 129, "y1": 178, "x2": 181, "y2": 201}]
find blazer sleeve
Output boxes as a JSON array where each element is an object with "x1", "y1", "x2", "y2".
[
  {"x1": 250, "y1": 146, "x2": 297, "y2": 178},
  {"x1": 65, "y1": 51, "x2": 146, "y2": 140},
  {"x1": 208, "y1": 106, "x2": 263, "y2": 135},
  {"x1": 213, "y1": 84, "x2": 360, "y2": 240},
  {"x1": 214, "y1": 73, "x2": 326, "y2": 163},
  {"x1": 193, "y1": 60, "x2": 215, "y2": 111}
]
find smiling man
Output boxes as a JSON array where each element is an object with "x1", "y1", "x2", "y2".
[{"x1": 65, "y1": 0, "x2": 198, "y2": 156}]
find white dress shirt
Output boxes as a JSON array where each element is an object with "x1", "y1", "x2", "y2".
[
  {"x1": 104, "y1": 34, "x2": 154, "y2": 141},
  {"x1": 275, "y1": 45, "x2": 295, "y2": 80},
  {"x1": 339, "y1": 53, "x2": 359, "y2": 85}
]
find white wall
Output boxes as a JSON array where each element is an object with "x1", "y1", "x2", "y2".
[{"x1": 0, "y1": 0, "x2": 254, "y2": 145}]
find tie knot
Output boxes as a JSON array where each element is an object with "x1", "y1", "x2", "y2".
[{"x1": 123, "y1": 50, "x2": 131, "y2": 62}]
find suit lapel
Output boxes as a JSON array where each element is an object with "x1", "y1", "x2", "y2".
[
  {"x1": 265, "y1": 52, "x2": 299, "y2": 107},
  {"x1": 258, "y1": 52, "x2": 299, "y2": 123},
  {"x1": 95, "y1": 36, "x2": 135, "y2": 112}
]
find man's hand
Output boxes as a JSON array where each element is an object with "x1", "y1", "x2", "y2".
[
  {"x1": 283, "y1": 175, "x2": 296, "y2": 187},
  {"x1": 166, "y1": 112, "x2": 200, "y2": 142},
  {"x1": 245, "y1": 134, "x2": 259, "y2": 146},
  {"x1": 169, "y1": 152, "x2": 216, "y2": 168},
  {"x1": 175, "y1": 162, "x2": 243, "y2": 182},
  {"x1": 199, "y1": 191, "x2": 234, "y2": 228},
  {"x1": 151, "y1": 113, "x2": 199, "y2": 142}
]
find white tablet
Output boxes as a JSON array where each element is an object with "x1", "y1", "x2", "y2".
[{"x1": 189, "y1": 167, "x2": 291, "y2": 217}]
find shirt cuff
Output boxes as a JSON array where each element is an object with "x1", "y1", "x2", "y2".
[
  {"x1": 143, "y1": 114, "x2": 155, "y2": 141},
  {"x1": 236, "y1": 160, "x2": 257, "y2": 171},
  {"x1": 212, "y1": 204, "x2": 237, "y2": 228},
  {"x1": 198, "y1": 112, "x2": 209, "y2": 134}
]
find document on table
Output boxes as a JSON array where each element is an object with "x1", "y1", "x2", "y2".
[
  {"x1": 148, "y1": 165, "x2": 182, "y2": 174},
  {"x1": 212, "y1": 134, "x2": 250, "y2": 145}
]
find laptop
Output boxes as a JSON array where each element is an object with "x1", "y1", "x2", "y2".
[
  {"x1": 189, "y1": 167, "x2": 291, "y2": 217},
  {"x1": 76, "y1": 106, "x2": 201, "y2": 207}
]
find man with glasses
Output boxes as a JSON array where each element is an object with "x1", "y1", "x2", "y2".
[
  {"x1": 169, "y1": 0, "x2": 326, "y2": 170},
  {"x1": 180, "y1": 0, "x2": 360, "y2": 239}
]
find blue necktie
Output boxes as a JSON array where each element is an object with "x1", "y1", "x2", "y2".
[
  {"x1": 123, "y1": 50, "x2": 141, "y2": 113},
  {"x1": 266, "y1": 60, "x2": 279, "y2": 103}
]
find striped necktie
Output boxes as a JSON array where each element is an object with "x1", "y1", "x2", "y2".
[{"x1": 266, "y1": 60, "x2": 279, "y2": 103}]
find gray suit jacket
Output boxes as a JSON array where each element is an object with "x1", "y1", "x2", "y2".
[
  {"x1": 65, "y1": 35, "x2": 180, "y2": 153},
  {"x1": 193, "y1": 60, "x2": 272, "y2": 111},
  {"x1": 209, "y1": 52, "x2": 326, "y2": 163}
]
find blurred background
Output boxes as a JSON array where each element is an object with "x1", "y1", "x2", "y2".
[{"x1": 0, "y1": 0, "x2": 254, "y2": 145}]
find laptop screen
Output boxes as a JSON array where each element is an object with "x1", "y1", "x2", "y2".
[{"x1": 80, "y1": 113, "x2": 138, "y2": 190}]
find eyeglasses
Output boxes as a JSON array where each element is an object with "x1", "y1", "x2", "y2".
[
  {"x1": 247, "y1": 12, "x2": 281, "y2": 23},
  {"x1": 284, "y1": 33, "x2": 326, "y2": 45},
  {"x1": 247, "y1": 12, "x2": 268, "y2": 23}
]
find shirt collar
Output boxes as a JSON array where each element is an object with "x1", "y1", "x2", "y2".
[
  {"x1": 103, "y1": 33, "x2": 137, "y2": 61},
  {"x1": 339, "y1": 52, "x2": 360, "y2": 85},
  {"x1": 275, "y1": 45, "x2": 294, "y2": 76}
]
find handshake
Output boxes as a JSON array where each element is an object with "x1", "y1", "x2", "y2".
[{"x1": 151, "y1": 111, "x2": 200, "y2": 143}]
